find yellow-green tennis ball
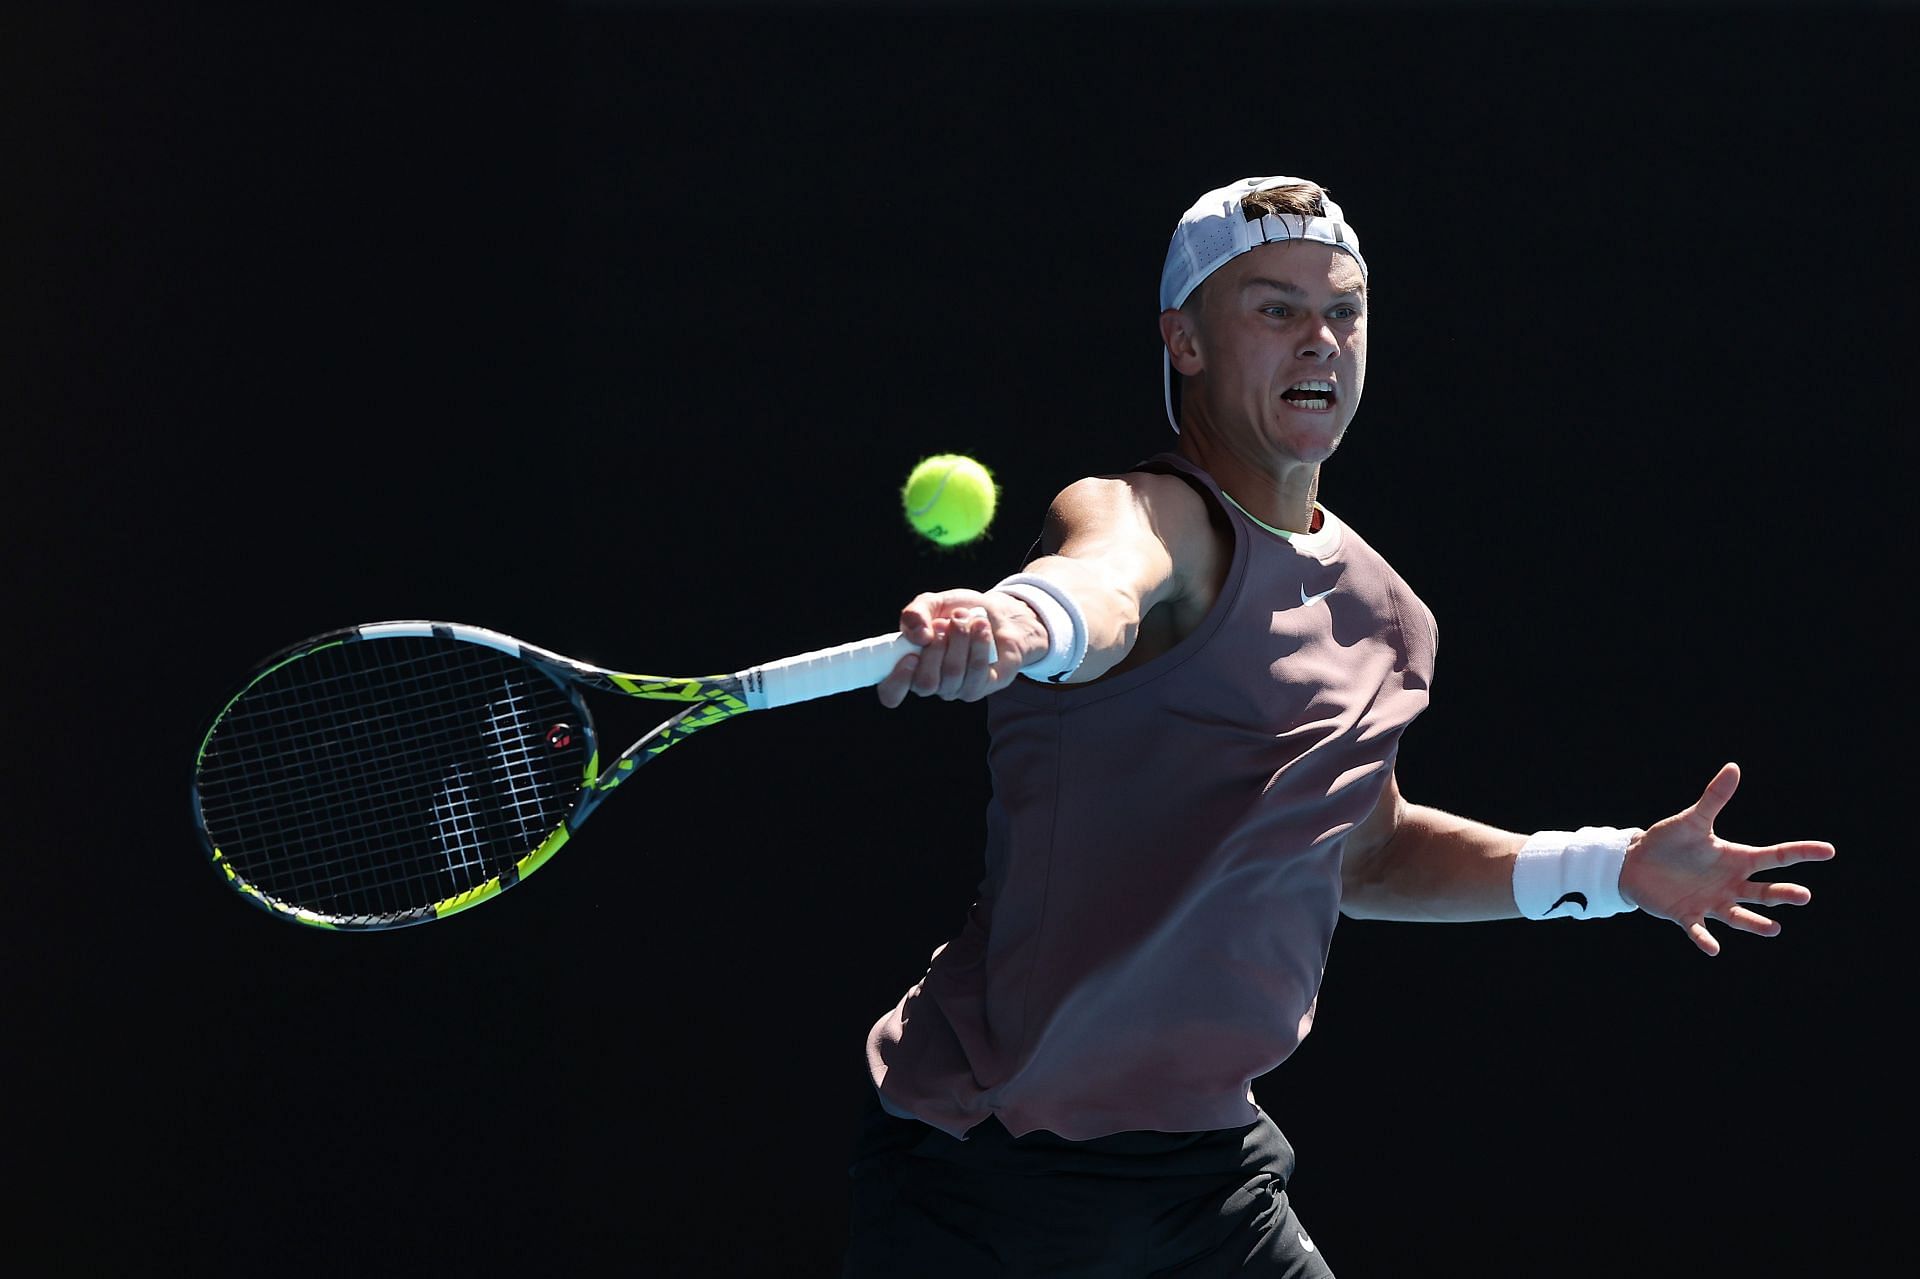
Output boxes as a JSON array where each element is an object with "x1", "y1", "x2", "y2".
[{"x1": 903, "y1": 453, "x2": 997, "y2": 547}]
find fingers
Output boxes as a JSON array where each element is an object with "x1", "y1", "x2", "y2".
[
  {"x1": 919, "y1": 610, "x2": 998, "y2": 701},
  {"x1": 933, "y1": 610, "x2": 974, "y2": 691},
  {"x1": 1671, "y1": 885, "x2": 1808, "y2": 955},
  {"x1": 960, "y1": 612, "x2": 1001, "y2": 700},
  {"x1": 877, "y1": 608, "x2": 1004, "y2": 707},
  {"x1": 881, "y1": 591, "x2": 982, "y2": 709},
  {"x1": 1743, "y1": 879, "x2": 1813, "y2": 908},
  {"x1": 1688, "y1": 761, "x2": 1742, "y2": 828},
  {"x1": 894, "y1": 591, "x2": 953, "y2": 647},
  {"x1": 874, "y1": 650, "x2": 921, "y2": 709},
  {"x1": 1757, "y1": 839, "x2": 1837, "y2": 870},
  {"x1": 1646, "y1": 765, "x2": 1831, "y2": 953},
  {"x1": 1723, "y1": 905, "x2": 1783, "y2": 937},
  {"x1": 1685, "y1": 919, "x2": 1722, "y2": 957}
]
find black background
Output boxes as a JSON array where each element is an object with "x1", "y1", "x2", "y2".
[{"x1": 8, "y1": 2, "x2": 1908, "y2": 1275}]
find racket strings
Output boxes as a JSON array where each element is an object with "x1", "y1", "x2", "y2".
[
  {"x1": 206, "y1": 648, "x2": 493, "y2": 913},
  {"x1": 196, "y1": 638, "x2": 585, "y2": 924},
  {"x1": 213, "y1": 659, "x2": 504, "y2": 886},
  {"x1": 231, "y1": 666, "x2": 559, "y2": 916},
  {"x1": 428, "y1": 683, "x2": 555, "y2": 876}
]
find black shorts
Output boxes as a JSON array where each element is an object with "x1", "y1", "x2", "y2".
[{"x1": 841, "y1": 1085, "x2": 1336, "y2": 1278}]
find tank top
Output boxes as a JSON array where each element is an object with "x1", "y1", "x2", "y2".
[{"x1": 865, "y1": 452, "x2": 1438, "y2": 1140}]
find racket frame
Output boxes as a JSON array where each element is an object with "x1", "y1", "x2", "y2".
[{"x1": 193, "y1": 620, "x2": 910, "y2": 930}]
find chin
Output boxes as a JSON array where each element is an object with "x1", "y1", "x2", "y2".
[{"x1": 1274, "y1": 420, "x2": 1346, "y2": 463}]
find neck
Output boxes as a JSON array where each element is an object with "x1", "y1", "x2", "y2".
[
  {"x1": 1175, "y1": 435, "x2": 1321, "y2": 534},
  {"x1": 1220, "y1": 488, "x2": 1324, "y2": 537}
]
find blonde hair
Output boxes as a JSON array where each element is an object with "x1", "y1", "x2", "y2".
[
  {"x1": 1239, "y1": 182, "x2": 1333, "y2": 222},
  {"x1": 1184, "y1": 181, "x2": 1367, "y2": 309},
  {"x1": 1168, "y1": 179, "x2": 1367, "y2": 426}
]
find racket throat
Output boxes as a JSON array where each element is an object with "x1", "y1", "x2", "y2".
[{"x1": 578, "y1": 698, "x2": 734, "y2": 815}]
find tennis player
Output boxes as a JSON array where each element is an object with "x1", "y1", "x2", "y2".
[{"x1": 846, "y1": 175, "x2": 1834, "y2": 1277}]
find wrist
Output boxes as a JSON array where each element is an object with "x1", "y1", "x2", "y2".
[
  {"x1": 1512, "y1": 826, "x2": 1644, "y2": 920},
  {"x1": 991, "y1": 573, "x2": 1089, "y2": 683}
]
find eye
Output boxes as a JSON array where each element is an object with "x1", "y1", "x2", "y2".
[
  {"x1": 1262, "y1": 305, "x2": 1291, "y2": 318},
  {"x1": 1330, "y1": 305, "x2": 1359, "y2": 320}
]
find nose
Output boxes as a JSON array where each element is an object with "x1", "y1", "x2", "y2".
[{"x1": 1296, "y1": 319, "x2": 1338, "y2": 362}]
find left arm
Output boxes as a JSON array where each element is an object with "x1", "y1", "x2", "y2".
[
  {"x1": 1340, "y1": 769, "x2": 1528, "y2": 923},
  {"x1": 1341, "y1": 763, "x2": 1836, "y2": 954}
]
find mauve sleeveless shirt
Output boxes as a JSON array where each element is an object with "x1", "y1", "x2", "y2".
[{"x1": 865, "y1": 453, "x2": 1438, "y2": 1140}]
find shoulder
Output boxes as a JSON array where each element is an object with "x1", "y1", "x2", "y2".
[
  {"x1": 1326, "y1": 513, "x2": 1439, "y2": 672},
  {"x1": 1044, "y1": 470, "x2": 1216, "y2": 547},
  {"x1": 1041, "y1": 469, "x2": 1230, "y2": 620}
]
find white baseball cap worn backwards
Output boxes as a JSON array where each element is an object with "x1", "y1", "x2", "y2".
[{"x1": 1158, "y1": 175, "x2": 1369, "y2": 433}]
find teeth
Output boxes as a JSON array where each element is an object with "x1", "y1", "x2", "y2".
[{"x1": 1284, "y1": 379, "x2": 1333, "y2": 410}]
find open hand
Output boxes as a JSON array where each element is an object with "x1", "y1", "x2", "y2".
[{"x1": 1620, "y1": 762, "x2": 1835, "y2": 956}]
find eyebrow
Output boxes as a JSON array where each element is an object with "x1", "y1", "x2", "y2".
[{"x1": 1242, "y1": 276, "x2": 1363, "y2": 300}]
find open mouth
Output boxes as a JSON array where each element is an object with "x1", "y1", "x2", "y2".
[{"x1": 1282, "y1": 380, "x2": 1335, "y2": 411}]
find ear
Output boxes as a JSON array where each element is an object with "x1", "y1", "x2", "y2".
[{"x1": 1159, "y1": 308, "x2": 1205, "y2": 377}]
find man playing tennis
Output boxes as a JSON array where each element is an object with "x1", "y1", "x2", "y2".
[{"x1": 845, "y1": 175, "x2": 1835, "y2": 1277}]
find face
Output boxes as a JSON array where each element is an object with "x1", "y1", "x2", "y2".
[{"x1": 1172, "y1": 240, "x2": 1368, "y2": 467}]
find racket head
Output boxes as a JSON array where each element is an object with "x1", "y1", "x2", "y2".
[{"x1": 191, "y1": 623, "x2": 599, "y2": 931}]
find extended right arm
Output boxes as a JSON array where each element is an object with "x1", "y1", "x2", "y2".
[{"x1": 876, "y1": 471, "x2": 1212, "y2": 707}]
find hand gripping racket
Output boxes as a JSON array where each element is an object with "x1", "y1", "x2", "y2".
[{"x1": 191, "y1": 620, "x2": 917, "y2": 931}]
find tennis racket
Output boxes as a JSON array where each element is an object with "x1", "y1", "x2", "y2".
[{"x1": 191, "y1": 620, "x2": 918, "y2": 931}]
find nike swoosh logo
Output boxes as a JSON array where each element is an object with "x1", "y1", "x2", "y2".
[
  {"x1": 1299, "y1": 583, "x2": 1335, "y2": 607},
  {"x1": 1548, "y1": 891, "x2": 1588, "y2": 915}
]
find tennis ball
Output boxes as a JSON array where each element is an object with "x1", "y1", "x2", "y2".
[{"x1": 902, "y1": 453, "x2": 997, "y2": 547}]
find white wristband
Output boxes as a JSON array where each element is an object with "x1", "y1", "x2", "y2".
[
  {"x1": 991, "y1": 573, "x2": 1089, "y2": 683},
  {"x1": 1512, "y1": 826, "x2": 1643, "y2": 920}
]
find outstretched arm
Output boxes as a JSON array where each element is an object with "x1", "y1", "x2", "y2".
[
  {"x1": 1342, "y1": 762, "x2": 1834, "y2": 955},
  {"x1": 1339, "y1": 770, "x2": 1527, "y2": 922},
  {"x1": 874, "y1": 472, "x2": 1209, "y2": 707}
]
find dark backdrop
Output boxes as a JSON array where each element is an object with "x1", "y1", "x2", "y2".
[{"x1": 9, "y1": 2, "x2": 1906, "y2": 1275}]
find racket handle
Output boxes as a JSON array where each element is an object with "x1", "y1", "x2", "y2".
[{"x1": 740, "y1": 632, "x2": 921, "y2": 710}]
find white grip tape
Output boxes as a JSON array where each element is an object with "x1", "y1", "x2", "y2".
[
  {"x1": 740, "y1": 632, "x2": 920, "y2": 711},
  {"x1": 1512, "y1": 826, "x2": 1643, "y2": 920},
  {"x1": 992, "y1": 573, "x2": 1089, "y2": 683}
]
